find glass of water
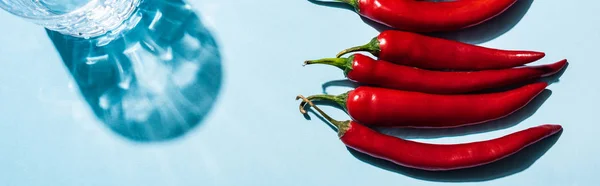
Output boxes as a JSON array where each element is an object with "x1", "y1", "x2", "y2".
[{"x1": 0, "y1": 0, "x2": 141, "y2": 41}]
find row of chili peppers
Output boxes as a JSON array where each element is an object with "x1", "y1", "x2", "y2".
[{"x1": 297, "y1": 0, "x2": 566, "y2": 171}]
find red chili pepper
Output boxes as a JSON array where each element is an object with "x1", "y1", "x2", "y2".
[
  {"x1": 334, "y1": 0, "x2": 517, "y2": 32},
  {"x1": 303, "y1": 82, "x2": 547, "y2": 128},
  {"x1": 337, "y1": 30, "x2": 546, "y2": 71},
  {"x1": 306, "y1": 54, "x2": 566, "y2": 94},
  {"x1": 297, "y1": 95, "x2": 562, "y2": 171}
]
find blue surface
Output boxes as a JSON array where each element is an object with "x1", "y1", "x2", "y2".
[{"x1": 0, "y1": 0, "x2": 596, "y2": 185}]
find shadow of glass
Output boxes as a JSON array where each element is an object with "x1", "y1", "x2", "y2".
[
  {"x1": 308, "y1": 0, "x2": 534, "y2": 44},
  {"x1": 348, "y1": 129, "x2": 562, "y2": 182},
  {"x1": 46, "y1": 0, "x2": 223, "y2": 142}
]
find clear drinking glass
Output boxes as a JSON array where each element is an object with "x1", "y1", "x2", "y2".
[{"x1": 0, "y1": 0, "x2": 142, "y2": 44}]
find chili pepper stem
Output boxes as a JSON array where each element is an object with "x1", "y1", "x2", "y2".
[
  {"x1": 299, "y1": 93, "x2": 349, "y2": 111},
  {"x1": 304, "y1": 56, "x2": 354, "y2": 76},
  {"x1": 334, "y1": 0, "x2": 359, "y2": 11},
  {"x1": 297, "y1": 95, "x2": 350, "y2": 136},
  {"x1": 336, "y1": 37, "x2": 380, "y2": 58}
]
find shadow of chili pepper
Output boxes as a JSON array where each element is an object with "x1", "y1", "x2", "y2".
[
  {"x1": 46, "y1": 0, "x2": 223, "y2": 142},
  {"x1": 541, "y1": 62, "x2": 569, "y2": 84},
  {"x1": 307, "y1": 0, "x2": 355, "y2": 12},
  {"x1": 378, "y1": 89, "x2": 552, "y2": 139},
  {"x1": 427, "y1": 0, "x2": 535, "y2": 44},
  {"x1": 304, "y1": 109, "x2": 340, "y2": 132},
  {"x1": 308, "y1": 0, "x2": 534, "y2": 44},
  {"x1": 347, "y1": 129, "x2": 562, "y2": 182},
  {"x1": 321, "y1": 79, "x2": 360, "y2": 94}
]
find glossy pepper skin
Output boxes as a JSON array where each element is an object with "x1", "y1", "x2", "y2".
[
  {"x1": 306, "y1": 54, "x2": 567, "y2": 94},
  {"x1": 337, "y1": 30, "x2": 546, "y2": 71},
  {"x1": 298, "y1": 95, "x2": 563, "y2": 171},
  {"x1": 343, "y1": 123, "x2": 562, "y2": 171},
  {"x1": 337, "y1": 0, "x2": 517, "y2": 32},
  {"x1": 306, "y1": 82, "x2": 547, "y2": 128}
]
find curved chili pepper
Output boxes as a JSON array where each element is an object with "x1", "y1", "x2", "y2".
[
  {"x1": 297, "y1": 95, "x2": 562, "y2": 171},
  {"x1": 337, "y1": 30, "x2": 545, "y2": 70},
  {"x1": 304, "y1": 82, "x2": 547, "y2": 128},
  {"x1": 334, "y1": 0, "x2": 517, "y2": 32},
  {"x1": 306, "y1": 54, "x2": 566, "y2": 94}
]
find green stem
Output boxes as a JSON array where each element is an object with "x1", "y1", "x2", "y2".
[
  {"x1": 335, "y1": 0, "x2": 359, "y2": 11},
  {"x1": 305, "y1": 93, "x2": 349, "y2": 110},
  {"x1": 336, "y1": 37, "x2": 381, "y2": 58},
  {"x1": 304, "y1": 56, "x2": 354, "y2": 76},
  {"x1": 297, "y1": 95, "x2": 350, "y2": 136}
]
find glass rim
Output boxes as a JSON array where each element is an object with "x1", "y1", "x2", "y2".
[{"x1": 0, "y1": 0, "x2": 100, "y2": 21}]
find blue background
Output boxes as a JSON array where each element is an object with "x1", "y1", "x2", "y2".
[{"x1": 0, "y1": 0, "x2": 596, "y2": 185}]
